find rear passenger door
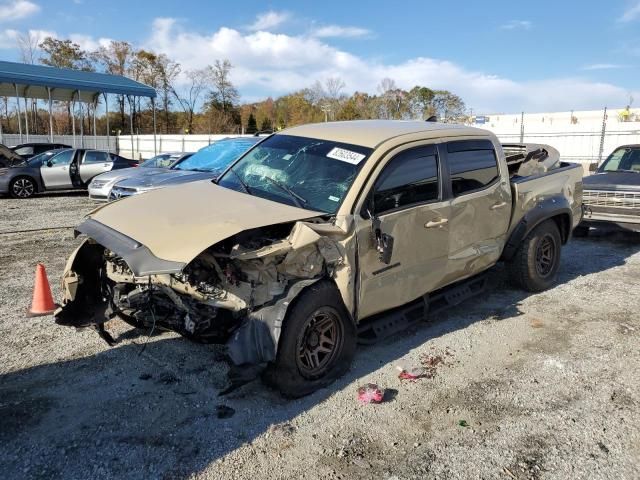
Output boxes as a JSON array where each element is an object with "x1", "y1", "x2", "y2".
[
  {"x1": 442, "y1": 139, "x2": 511, "y2": 283},
  {"x1": 79, "y1": 150, "x2": 113, "y2": 183},
  {"x1": 356, "y1": 144, "x2": 451, "y2": 319}
]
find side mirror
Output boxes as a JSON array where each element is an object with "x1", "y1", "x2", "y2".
[
  {"x1": 46, "y1": 160, "x2": 53, "y2": 167},
  {"x1": 588, "y1": 163, "x2": 598, "y2": 173},
  {"x1": 372, "y1": 216, "x2": 394, "y2": 264}
]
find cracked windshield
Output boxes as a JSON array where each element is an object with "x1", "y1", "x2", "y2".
[{"x1": 217, "y1": 134, "x2": 373, "y2": 213}]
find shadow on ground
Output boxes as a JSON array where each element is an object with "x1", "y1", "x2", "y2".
[{"x1": 0, "y1": 231, "x2": 638, "y2": 479}]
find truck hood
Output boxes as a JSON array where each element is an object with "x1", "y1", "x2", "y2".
[
  {"x1": 85, "y1": 179, "x2": 322, "y2": 265},
  {"x1": 116, "y1": 169, "x2": 217, "y2": 189},
  {"x1": 584, "y1": 172, "x2": 640, "y2": 191}
]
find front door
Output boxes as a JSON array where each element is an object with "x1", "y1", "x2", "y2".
[
  {"x1": 442, "y1": 139, "x2": 511, "y2": 283},
  {"x1": 79, "y1": 150, "x2": 113, "y2": 183},
  {"x1": 355, "y1": 144, "x2": 451, "y2": 320},
  {"x1": 40, "y1": 149, "x2": 75, "y2": 189}
]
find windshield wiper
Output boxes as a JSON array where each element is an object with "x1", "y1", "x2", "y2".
[
  {"x1": 225, "y1": 167, "x2": 252, "y2": 195},
  {"x1": 264, "y1": 176, "x2": 308, "y2": 208}
]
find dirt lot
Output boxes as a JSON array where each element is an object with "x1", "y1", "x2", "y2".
[{"x1": 0, "y1": 192, "x2": 639, "y2": 480}]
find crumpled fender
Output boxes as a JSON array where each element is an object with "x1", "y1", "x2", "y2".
[{"x1": 226, "y1": 278, "x2": 320, "y2": 364}]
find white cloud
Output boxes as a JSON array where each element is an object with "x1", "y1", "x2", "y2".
[
  {"x1": 582, "y1": 63, "x2": 628, "y2": 70},
  {"x1": 500, "y1": 20, "x2": 532, "y2": 30},
  {"x1": 247, "y1": 11, "x2": 290, "y2": 31},
  {"x1": 142, "y1": 17, "x2": 639, "y2": 113},
  {"x1": 69, "y1": 33, "x2": 112, "y2": 51},
  {"x1": 0, "y1": 0, "x2": 39, "y2": 22},
  {"x1": 619, "y1": 1, "x2": 640, "y2": 22},
  {"x1": 0, "y1": 27, "x2": 52, "y2": 48},
  {"x1": 311, "y1": 25, "x2": 371, "y2": 38}
]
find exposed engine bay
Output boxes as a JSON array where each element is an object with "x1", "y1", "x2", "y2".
[{"x1": 55, "y1": 219, "x2": 348, "y2": 364}]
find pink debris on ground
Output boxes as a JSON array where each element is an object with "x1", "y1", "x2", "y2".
[{"x1": 357, "y1": 383, "x2": 384, "y2": 404}]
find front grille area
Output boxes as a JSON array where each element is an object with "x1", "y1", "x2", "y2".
[
  {"x1": 583, "y1": 190, "x2": 640, "y2": 209},
  {"x1": 108, "y1": 186, "x2": 138, "y2": 201}
]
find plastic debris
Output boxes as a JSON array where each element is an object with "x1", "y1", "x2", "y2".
[
  {"x1": 458, "y1": 420, "x2": 469, "y2": 427},
  {"x1": 357, "y1": 383, "x2": 384, "y2": 404}
]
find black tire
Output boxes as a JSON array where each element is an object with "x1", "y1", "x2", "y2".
[
  {"x1": 507, "y1": 219, "x2": 562, "y2": 292},
  {"x1": 573, "y1": 225, "x2": 589, "y2": 237},
  {"x1": 10, "y1": 176, "x2": 36, "y2": 198},
  {"x1": 264, "y1": 281, "x2": 356, "y2": 398}
]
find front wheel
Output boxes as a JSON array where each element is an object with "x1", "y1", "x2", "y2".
[
  {"x1": 507, "y1": 219, "x2": 562, "y2": 292},
  {"x1": 264, "y1": 281, "x2": 356, "y2": 398},
  {"x1": 10, "y1": 177, "x2": 36, "y2": 198}
]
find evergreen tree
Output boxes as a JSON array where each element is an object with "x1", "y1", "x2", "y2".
[
  {"x1": 246, "y1": 113, "x2": 257, "y2": 134},
  {"x1": 260, "y1": 117, "x2": 272, "y2": 131}
]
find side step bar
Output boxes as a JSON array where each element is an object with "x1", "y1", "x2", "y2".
[{"x1": 357, "y1": 272, "x2": 489, "y2": 345}]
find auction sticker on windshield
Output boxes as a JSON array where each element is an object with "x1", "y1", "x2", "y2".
[{"x1": 327, "y1": 147, "x2": 366, "y2": 165}]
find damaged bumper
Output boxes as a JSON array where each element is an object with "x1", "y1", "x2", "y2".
[{"x1": 55, "y1": 218, "x2": 349, "y2": 365}]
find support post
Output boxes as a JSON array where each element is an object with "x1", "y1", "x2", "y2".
[
  {"x1": 128, "y1": 95, "x2": 134, "y2": 159},
  {"x1": 104, "y1": 93, "x2": 110, "y2": 152},
  {"x1": 79, "y1": 95, "x2": 84, "y2": 148},
  {"x1": 14, "y1": 84, "x2": 23, "y2": 143},
  {"x1": 71, "y1": 91, "x2": 77, "y2": 147},
  {"x1": 23, "y1": 95, "x2": 29, "y2": 141},
  {"x1": 92, "y1": 94, "x2": 98, "y2": 148},
  {"x1": 519, "y1": 111, "x2": 525, "y2": 143},
  {"x1": 152, "y1": 97, "x2": 157, "y2": 156},
  {"x1": 47, "y1": 87, "x2": 54, "y2": 142}
]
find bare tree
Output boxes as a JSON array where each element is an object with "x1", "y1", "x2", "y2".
[
  {"x1": 93, "y1": 41, "x2": 134, "y2": 130},
  {"x1": 172, "y1": 68, "x2": 211, "y2": 133},
  {"x1": 325, "y1": 77, "x2": 345, "y2": 99},
  {"x1": 16, "y1": 31, "x2": 42, "y2": 64},
  {"x1": 209, "y1": 59, "x2": 239, "y2": 112}
]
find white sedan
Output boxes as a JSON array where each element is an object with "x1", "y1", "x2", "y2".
[{"x1": 88, "y1": 152, "x2": 192, "y2": 201}]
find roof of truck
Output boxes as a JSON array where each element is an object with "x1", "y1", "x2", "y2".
[{"x1": 283, "y1": 120, "x2": 490, "y2": 148}]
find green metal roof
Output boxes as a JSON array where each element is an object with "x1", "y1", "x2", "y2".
[{"x1": 0, "y1": 60, "x2": 156, "y2": 102}]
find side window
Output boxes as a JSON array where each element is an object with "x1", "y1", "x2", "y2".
[
  {"x1": 83, "y1": 151, "x2": 109, "y2": 163},
  {"x1": 373, "y1": 145, "x2": 439, "y2": 215},
  {"x1": 49, "y1": 150, "x2": 74, "y2": 165},
  {"x1": 447, "y1": 140, "x2": 499, "y2": 197}
]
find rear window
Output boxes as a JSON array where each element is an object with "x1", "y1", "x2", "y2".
[
  {"x1": 83, "y1": 151, "x2": 109, "y2": 163},
  {"x1": 447, "y1": 140, "x2": 499, "y2": 196}
]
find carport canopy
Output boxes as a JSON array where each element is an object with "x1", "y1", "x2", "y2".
[
  {"x1": 0, "y1": 60, "x2": 156, "y2": 101},
  {"x1": 0, "y1": 60, "x2": 158, "y2": 155}
]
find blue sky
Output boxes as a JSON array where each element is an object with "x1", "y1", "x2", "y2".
[{"x1": 0, "y1": 0, "x2": 639, "y2": 113}]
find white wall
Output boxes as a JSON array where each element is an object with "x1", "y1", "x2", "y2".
[
  {"x1": 116, "y1": 134, "x2": 252, "y2": 160},
  {"x1": 472, "y1": 107, "x2": 640, "y2": 167}
]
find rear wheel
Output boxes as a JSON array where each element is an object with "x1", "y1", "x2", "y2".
[
  {"x1": 264, "y1": 281, "x2": 356, "y2": 398},
  {"x1": 10, "y1": 176, "x2": 36, "y2": 198},
  {"x1": 507, "y1": 219, "x2": 562, "y2": 292}
]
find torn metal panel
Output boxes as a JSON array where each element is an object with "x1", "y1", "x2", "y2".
[{"x1": 227, "y1": 279, "x2": 320, "y2": 365}]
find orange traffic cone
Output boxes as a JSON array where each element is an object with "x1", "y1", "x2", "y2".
[{"x1": 26, "y1": 263, "x2": 57, "y2": 317}]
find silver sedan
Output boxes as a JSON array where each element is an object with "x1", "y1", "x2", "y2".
[{"x1": 88, "y1": 152, "x2": 192, "y2": 201}]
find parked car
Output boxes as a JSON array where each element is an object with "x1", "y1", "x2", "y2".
[
  {"x1": 11, "y1": 142, "x2": 71, "y2": 160},
  {"x1": 578, "y1": 144, "x2": 640, "y2": 235},
  {"x1": 0, "y1": 148, "x2": 137, "y2": 198},
  {"x1": 55, "y1": 121, "x2": 583, "y2": 396},
  {"x1": 88, "y1": 152, "x2": 193, "y2": 201},
  {"x1": 0, "y1": 143, "x2": 26, "y2": 168},
  {"x1": 107, "y1": 136, "x2": 261, "y2": 200}
]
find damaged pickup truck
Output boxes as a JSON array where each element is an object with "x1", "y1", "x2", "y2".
[{"x1": 55, "y1": 120, "x2": 583, "y2": 396}]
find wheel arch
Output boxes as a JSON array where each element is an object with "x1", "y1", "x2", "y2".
[
  {"x1": 501, "y1": 196, "x2": 573, "y2": 262},
  {"x1": 10, "y1": 174, "x2": 41, "y2": 195}
]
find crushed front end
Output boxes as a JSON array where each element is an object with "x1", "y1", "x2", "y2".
[{"x1": 55, "y1": 218, "x2": 348, "y2": 364}]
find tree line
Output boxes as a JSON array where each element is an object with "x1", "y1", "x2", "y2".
[{"x1": 1, "y1": 33, "x2": 468, "y2": 137}]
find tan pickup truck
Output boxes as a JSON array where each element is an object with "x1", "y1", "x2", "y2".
[{"x1": 55, "y1": 121, "x2": 583, "y2": 396}]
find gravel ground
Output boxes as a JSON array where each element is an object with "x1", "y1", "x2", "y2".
[{"x1": 0, "y1": 192, "x2": 639, "y2": 480}]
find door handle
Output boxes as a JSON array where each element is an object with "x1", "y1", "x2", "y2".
[
  {"x1": 425, "y1": 218, "x2": 449, "y2": 228},
  {"x1": 490, "y1": 201, "x2": 507, "y2": 210},
  {"x1": 103, "y1": 163, "x2": 111, "y2": 167}
]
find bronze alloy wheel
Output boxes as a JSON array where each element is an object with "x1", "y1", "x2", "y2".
[
  {"x1": 12, "y1": 178, "x2": 35, "y2": 198},
  {"x1": 295, "y1": 307, "x2": 344, "y2": 378},
  {"x1": 535, "y1": 233, "x2": 556, "y2": 277}
]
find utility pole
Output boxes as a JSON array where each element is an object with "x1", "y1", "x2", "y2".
[
  {"x1": 321, "y1": 104, "x2": 331, "y2": 122},
  {"x1": 597, "y1": 107, "x2": 607, "y2": 166}
]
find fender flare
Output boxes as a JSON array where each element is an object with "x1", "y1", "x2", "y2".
[{"x1": 501, "y1": 195, "x2": 573, "y2": 262}]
